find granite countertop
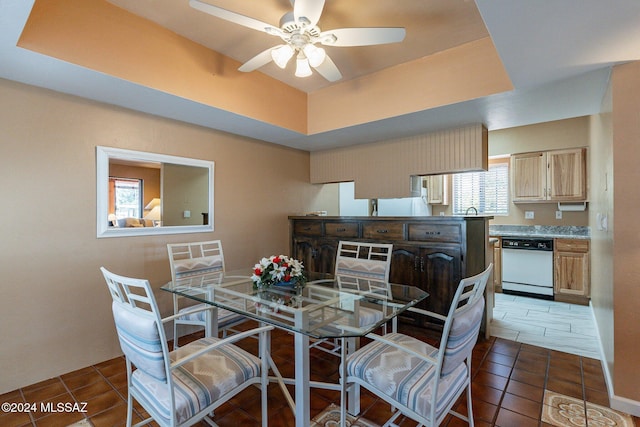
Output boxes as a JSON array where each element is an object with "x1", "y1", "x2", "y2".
[{"x1": 489, "y1": 225, "x2": 590, "y2": 239}]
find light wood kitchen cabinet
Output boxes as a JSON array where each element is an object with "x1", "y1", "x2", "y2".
[
  {"x1": 554, "y1": 238, "x2": 590, "y2": 304},
  {"x1": 424, "y1": 175, "x2": 449, "y2": 205},
  {"x1": 511, "y1": 148, "x2": 586, "y2": 203}
]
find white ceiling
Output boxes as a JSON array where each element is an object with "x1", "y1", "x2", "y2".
[{"x1": 1, "y1": 0, "x2": 639, "y2": 151}]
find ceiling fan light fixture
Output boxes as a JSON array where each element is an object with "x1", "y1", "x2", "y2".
[
  {"x1": 271, "y1": 45, "x2": 294, "y2": 69},
  {"x1": 295, "y1": 56, "x2": 312, "y2": 77},
  {"x1": 303, "y1": 44, "x2": 326, "y2": 67}
]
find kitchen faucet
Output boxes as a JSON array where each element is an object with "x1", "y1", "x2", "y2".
[{"x1": 465, "y1": 206, "x2": 478, "y2": 215}]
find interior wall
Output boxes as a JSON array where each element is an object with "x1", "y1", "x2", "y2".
[
  {"x1": 611, "y1": 60, "x2": 640, "y2": 407},
  {"x1": 0, "y1": 78, "x2": 329, "y2": 394}
]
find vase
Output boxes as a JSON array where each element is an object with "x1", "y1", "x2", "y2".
[{"x1": 274, "y1": 280, "x2": 297, "y2": 288}]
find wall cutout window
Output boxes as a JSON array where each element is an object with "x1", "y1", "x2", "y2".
[
  {"x1": 110, "y1": 177, "x2": 143, "y2": 219},
  {"x1": 452, "y1": 157, "x2": 509, "y2": 216}
]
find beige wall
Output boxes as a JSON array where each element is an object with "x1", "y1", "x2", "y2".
[
  {"x1": 0, "y1": 78, "x2": 334, "y2": 394},
  {"x1": 611, "y1": 61, "x2": 640, "y2": 406}
]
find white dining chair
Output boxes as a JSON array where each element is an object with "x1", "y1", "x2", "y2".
[
  {"x1": 167, "y1": 240, "x2": 247, "y2": 349},
  {"x1": 101, "y1": 267, "x2": 272, "y2": 427},
  {"x1": 310, "y1": 241, "x2": 393, "y2": 355},
  {"x1": 340, "y1": 264, "x2": 493, "y2": 427}
]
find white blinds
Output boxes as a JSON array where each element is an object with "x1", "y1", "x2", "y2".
[{"x1": 452, "y1": 162, "x2": 509, "y2": 215}]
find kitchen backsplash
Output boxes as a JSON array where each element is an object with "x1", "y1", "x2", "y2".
[{"x1": 489, "y1": 224, "x2": 590, "y2": 239}]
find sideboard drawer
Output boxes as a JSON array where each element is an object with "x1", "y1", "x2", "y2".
[
  {"x1": 293, "y1": 221, "x2": 323, "y2": 236},
  {"x1": 408, "y1": 223, "x2": 462, "y2": 243},
  {"x1": 325, "y1": 222, "x2": 359, "y2": 238},
  {"x1": 362, "y1": 222, "x2": 405, "y2": 240}
]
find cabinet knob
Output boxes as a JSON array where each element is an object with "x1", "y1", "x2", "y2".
[
  {"x1": 303, "y1": 227, "x2": 312, "y2": 231},
  {"x1": 337, "y1": 228, "x2": 346, "y2": 232},
  {"x1": 425, "y1": 231, "x2": 440, "y2": 235},
  {"x1": 376, "y1": 229, "x2": 388, "y2": 233}
]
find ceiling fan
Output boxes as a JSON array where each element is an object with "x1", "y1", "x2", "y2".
[{"x1": 189, "y1": 0, "x2": 406, "y2": 82}]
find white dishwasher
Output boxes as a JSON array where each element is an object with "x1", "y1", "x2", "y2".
[{"x1": 501, "y1": 237, "x2": 554, "y2": 299}]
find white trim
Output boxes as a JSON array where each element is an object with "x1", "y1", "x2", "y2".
[{"x1": 590, "y1": 301, "x2": 640, "y2": 417}]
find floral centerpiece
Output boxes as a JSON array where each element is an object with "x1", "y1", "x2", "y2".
[{"x1": 251, "y1": 255, "x2": 306, "y2": 290}]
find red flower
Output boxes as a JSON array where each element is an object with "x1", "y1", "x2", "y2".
[
  {"x1": 254, "y1": 267, "x2": 262, "y2": 275},
  {"x1": 284, "y1": 274, "x2": 292, "y2": 281},
  {"x1": 273, "y1": 256, "x2": 281, "y2": 264}
]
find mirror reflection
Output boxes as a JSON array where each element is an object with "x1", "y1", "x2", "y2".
[{"x1": 97, "y1": 146, "x2": 214, "y2": 238}]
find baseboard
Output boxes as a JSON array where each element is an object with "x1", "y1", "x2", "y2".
[
  {"x1": 591, "y1": 301, "x2": 640, "y2": 417},
  {"x1": 610, "y1": 395, "x2": 640, "y2": 417}
]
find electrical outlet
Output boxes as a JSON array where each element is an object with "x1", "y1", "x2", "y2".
[
  {"x1": 525, "y1": 211, "x2": 534, "y2": 219},
  {"x1": 556, "y1": 210, "x2": 562, "y2": 219}
]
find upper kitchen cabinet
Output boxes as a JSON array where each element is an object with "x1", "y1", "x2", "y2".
[
  {"x1": 424, "y1": 175, "x2": 449, "y2": 205},
  {"x1": 511, "y1": 148, "x2": 587, "y2": 203}
]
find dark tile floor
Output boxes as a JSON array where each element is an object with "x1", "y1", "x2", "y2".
[{"x1": 1, "y1": 322, "x2": 638, "y2": 427}]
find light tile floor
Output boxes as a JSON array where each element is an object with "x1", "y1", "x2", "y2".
[{"x1": 490, "y1": 292, "x2": 601, "y2": 359}]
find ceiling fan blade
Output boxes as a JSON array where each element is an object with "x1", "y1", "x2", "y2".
[
  {"x1": 320, "y1": 27, "x2": 406, "y2": 47},
  {"x1": 238, "y1": 47, "x2": 276, "y2": 72},
  {"x1": 293, "y1": 0, "x2": 325, "y2": 27},
  {"x1": 189, "y1": 0, "x2": 277, "y2": 34},
  {"x1": 312, "y1": 54, "x2": 342, "y2": 82}
]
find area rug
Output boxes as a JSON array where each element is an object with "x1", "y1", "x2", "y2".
[
  {"x1": 311, "y1": 403, "x2": 380, "y2": 427},
  {"x1": 542, "y1": 390, "x2": 635, "y2": 427}
]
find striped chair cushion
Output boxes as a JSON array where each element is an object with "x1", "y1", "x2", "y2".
[
  {"x1": 441, "y1": 296, "x2": 485, "y2": 376},
  {"x1": 335, "y1": 258, "x2": 388, "y2": 281},
  {"x1": 174, "y1": 255, "x2": 223, "y2": 278},
  {"x1": 132, "y1": 337, "x2": 261, "y2": 425},
  {"x1": 112, "y1": 302, "x2": 167, "y2": 382},
  {"x1": 178, "y1": 303, "x2": 245, "y2": 329},
  {"x1": 346, "y1": 333, "x2": 467, "y2": 420},
  {"x1": 332, "y1": 306, "x2": 384, "y2": 329},
  {"x1": 357, "y1": 307, "x2": 384, "y2": 327}
]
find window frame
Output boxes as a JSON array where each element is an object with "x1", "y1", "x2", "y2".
[{"x1": 452, "y1": 157, "x2": 510, "y2": 216}]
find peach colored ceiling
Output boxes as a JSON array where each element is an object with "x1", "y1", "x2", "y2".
[{"x1": 18, "y1": 0, "x2": 512, "y2": 135}]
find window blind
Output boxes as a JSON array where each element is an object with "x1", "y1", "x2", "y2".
[{"x1": 452, "y1": 161, "x2": 509, "y2": 215}]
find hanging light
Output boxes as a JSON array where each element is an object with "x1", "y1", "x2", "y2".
[
  {"x1": 303, "y1": 44, "x2": 326, "y2": 67},
  {"x1": 295, "y1": 53, "x2": 312, "y2": 77},
  {"x1": 271, "y1": 44, "x2": 294, "y2": 69}
]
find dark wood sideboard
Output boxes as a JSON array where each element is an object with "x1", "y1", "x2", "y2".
[{"x1": 289, "y1": 216, "x2": 492, "y2": 328}]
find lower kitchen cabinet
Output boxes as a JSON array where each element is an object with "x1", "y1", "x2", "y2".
[
  {"x1": 290, "y1": 216, "x2": 490, "y2": 329},
  {"x1": 554, "y1": 238, "x2": 590, "y2": 304}
]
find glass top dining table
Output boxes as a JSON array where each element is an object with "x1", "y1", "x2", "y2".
[
  {"x1": 161, "y1": 269, "x2": 428, "y2": 427},
  {"x1": 161, "y1": 269, "x2": 428, "y2": 339}
]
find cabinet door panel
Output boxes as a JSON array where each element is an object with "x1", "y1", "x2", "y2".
[
  {"x1": 555, "y1": 251, "x2": 589, "y2": 296},
  {"x1": 315, "y1": 239, "x2": 338, "y2": 274},
  {"x1": 511, "y1": 152, "x2": 546, "y2": 202},
  {"x1": 389, "y1": 245, "x2": 424, "y2": 324},
  {"x1": 293, "y1": 238, "x2": 316, "y2": 272},
  {"x1": 548, "y1": 149, "x2": 586, "y2": 200},
  {"x1": 422, "y1": 246, "x2": 462, "y2": 316}
]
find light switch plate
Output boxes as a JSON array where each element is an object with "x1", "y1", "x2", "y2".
[
  {"x1": 556, "y1": 210, "x2": 562, "y2": 219},
  {"x1": 183, "y1": 210, "x2": 191, "y2": 218},
  {"x1": 525, "y1": 211, "x2": 534, "y2": 219}
]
